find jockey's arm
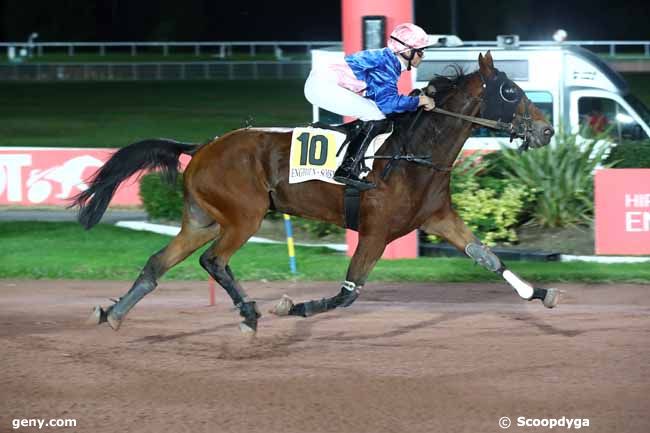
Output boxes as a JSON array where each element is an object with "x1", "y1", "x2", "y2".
[{"x1": 375, "y1": 85, "x2": 435, "y2": 114}]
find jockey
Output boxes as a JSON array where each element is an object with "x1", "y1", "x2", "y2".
[{"x1": 304, "y1": 23, "x2": 436, "y2": 190}]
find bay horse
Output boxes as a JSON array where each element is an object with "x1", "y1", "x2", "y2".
[{"x1": 75, "y1": 52, "x2": 557, "y2": 334}]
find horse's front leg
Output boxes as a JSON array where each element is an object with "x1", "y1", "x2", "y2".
[
  {"x1": 421, "y1": 210, "x2": 560, "y2": 308},
  {"x1": 271, "y1": 234, "x2": 387, "y2": 317}
]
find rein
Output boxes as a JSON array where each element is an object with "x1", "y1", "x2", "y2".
[
  {"x1": 369, "y1": 107, "x2": 454, "y2": 179},
  {"x1": 365, "y1": 69, "x2": 537, "y2": 179},
  {"x1": 431, "y1": 107, "x2": 512, "y2": 134}
]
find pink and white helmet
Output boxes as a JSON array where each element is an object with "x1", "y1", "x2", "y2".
[{"x1": 387, "y1": 23, "x2": 429, "y2": 53}]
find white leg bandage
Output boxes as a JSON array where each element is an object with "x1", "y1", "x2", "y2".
[{"x1": 502, "y1": 270, "x2": 534, "y2": 299}]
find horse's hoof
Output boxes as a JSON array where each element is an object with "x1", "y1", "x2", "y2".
[
  {"x1": 239, "y1": 320, "x2": 257, "y2": 335},
  {"x1": 269, "y1": 295, "x2": 294, "y2": 316},
  {"x1": 106, "y1": 313, "x2": 123, "y2": 331},
  {"x1": 86, "y1": 306, "x2": 106, "y2": 325},
  {"x1": 543, "y1": 288, "x2": 560, "y2": 308}
]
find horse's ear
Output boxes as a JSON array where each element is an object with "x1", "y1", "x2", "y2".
[
  {"x1": 478, "y1": 52, "x2": 491, "y2": 77},
  {"x1": 479, "y1": 51, "x2": 495, "y2": 78},
  {"x1": 485, "y1": 50, "x2": 495, "y2": 68}
]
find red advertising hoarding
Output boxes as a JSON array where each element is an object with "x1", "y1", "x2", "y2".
[
  {"x1": 595, "y1": 169, "x2": 650, "y2": 255},
  {"x1": 0, "y1": 147, "x2": 189, "y2": 207}
]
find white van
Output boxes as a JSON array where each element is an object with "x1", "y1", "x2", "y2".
[{"x1": 310, "y1": 39, "x2": 650, "y2": 151}]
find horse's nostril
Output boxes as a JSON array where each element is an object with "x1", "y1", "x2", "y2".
[{"x1": 543, "y1": 127, "x2": 555, "y2": 137}]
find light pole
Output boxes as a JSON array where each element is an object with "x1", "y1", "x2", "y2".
[{"x1": 27, "y1": 32, "x2": 39, "y2": 58}]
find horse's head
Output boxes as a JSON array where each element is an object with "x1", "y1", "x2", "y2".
[{"x1": 476, "y1": 51, "x2": 554, "y2": 149}]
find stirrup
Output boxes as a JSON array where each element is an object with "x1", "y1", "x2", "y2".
[
  {"x1": 334, "y1": 159, "x2": 376, "y2": 191},
  {"x1": 333, "y1": 174, "x2": 376, "y2": 191}
]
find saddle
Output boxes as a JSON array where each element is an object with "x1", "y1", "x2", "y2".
[
  {"x1": 309, "y1": 120, "x2": 377, "y2": 231},
  {"x1": 310, "y1": 120, "x2": 363, "y2": 150}
]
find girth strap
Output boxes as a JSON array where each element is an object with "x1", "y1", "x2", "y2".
[{"x1": 343, "y1": 186, "x2": 360, "y2": 231}]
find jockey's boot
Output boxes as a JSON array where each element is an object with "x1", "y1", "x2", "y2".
[{"x1": 333, "y1": 119, "x2": 392, "y2": 191}]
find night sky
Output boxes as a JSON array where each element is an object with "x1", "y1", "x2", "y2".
[{"x1": 0, "y1": 0, "x2": 649, "y2": 42}]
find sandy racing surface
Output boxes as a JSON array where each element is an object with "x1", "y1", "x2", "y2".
[{"x1": 1, "y1": 279, "x2": 649, "y2": 433}]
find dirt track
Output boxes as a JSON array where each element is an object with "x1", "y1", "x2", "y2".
[{"x1": 1, "y1": 279, "x2": 649, "y2": 433}]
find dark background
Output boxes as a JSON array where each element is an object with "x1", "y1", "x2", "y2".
[{"x1": 1, "y1": 0, "x2": 649, "y2": 42}]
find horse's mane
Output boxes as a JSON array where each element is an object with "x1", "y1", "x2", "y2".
[
  {"x1": 384, "y1": 65, "x2": 473, "y2": 154},
  {"x1": 429, "y1": 64, "x2": 468, "y2": 105},
  {"x1": 388, "y1": 65, "x2": 469, "y2": 121}
]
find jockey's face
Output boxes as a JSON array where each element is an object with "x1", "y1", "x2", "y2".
[{"x1": 410, "y1": 49, "x2": 424, "y2": 68}]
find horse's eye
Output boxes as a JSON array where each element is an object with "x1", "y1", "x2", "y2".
[{"x1": 500, "y1": 82, "x2": 520, "y2": 103}]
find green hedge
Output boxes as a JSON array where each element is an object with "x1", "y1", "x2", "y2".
[
  {"x1": 444, "y1": 155, "x2": 530, "y2": 245},
  {"x1": 139, "y1": 173, "x2": 184, "y2": 221},
  {"x1": 604, "y1": 140, "x2": 650, "y2": 168}
]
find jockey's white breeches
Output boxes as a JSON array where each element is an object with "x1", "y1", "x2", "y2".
[{"x1": 304, "y1": 69, "x2": 385, "y2": 121}]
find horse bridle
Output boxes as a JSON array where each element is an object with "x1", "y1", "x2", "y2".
[
  {"x1": 369, "y1": 68, "x2": 537, "y2": 176},
  {"x1": 424, "y1": 68, "x2": 535, "y2": 151},
  {"x1": 478, "y1": 68, "x2": 535, "y2": 151}
]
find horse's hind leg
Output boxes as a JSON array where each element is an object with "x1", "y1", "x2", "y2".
[
  {"x1": 420, "y1": 210, "x2": 560, "y2": 308},
  {"x1": 199, "y1": 221, "x2": 264, "y2": 334},
  {"x1": 90, "y1": 219, "x2": 218, "y2": 330},
  {"x1": 272, "y1": 234, "x2": 386, "y2": 317}
]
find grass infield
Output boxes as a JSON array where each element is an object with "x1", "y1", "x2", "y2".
[{"x1": 1, "y1": 222, "x2": 649, "y2": 283}]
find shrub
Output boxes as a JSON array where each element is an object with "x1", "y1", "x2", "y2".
[
  {"x1": 293, "y1": 217, "x2": 344, "y2": 238},
  {"x1": 603, "y1": 140, "x2": 650, "y2": 168},
  {"x1": 426, "y1": 155, "x2": 530, "y2": 246},
  {"x1": 450, "y1": 176, "x2": 530, "y2": 246},
  {"x1": 139, "y1": 172, "x2": 184, "y2": 221},
  {"x1": 496, "y1": 132, "x2": 612, "y2": 227},
  {"x1": 266, "y1": 211, "x2": 343, "y2": 238}
]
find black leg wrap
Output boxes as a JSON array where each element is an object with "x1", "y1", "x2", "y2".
[
  {"x1": 110, "y1": 274, "x2": 157, "y2": 321},
  {"x1": 288, "y1": 287, "x2": 360, "y2": 317},
  {"x1": 465, "y1": 242, "x2": 502, "y2": 273},
  {"x1": 530, "y1": 288, "x2": 548, "y2": 301},
  {"x1": 239, "y1": 301, "x2": 261, "y2": 331},
  {"x1": 200, "y1": 254, "x2": 247, "y2": 307}
]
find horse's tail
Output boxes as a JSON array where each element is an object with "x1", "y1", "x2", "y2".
[{"x1": 71, "y1": 139, "x2": 201, "y2": 230}]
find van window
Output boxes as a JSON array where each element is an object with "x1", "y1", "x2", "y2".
[
  {"x1": 471, "y1": 91, "x2": 553, "y2": 138},
  {"x1": 624, "y1": 95, "x2": 650, "y2": 126},
  {"x1": 578, "y1": 97, "x2": 649, "y2": 141}
]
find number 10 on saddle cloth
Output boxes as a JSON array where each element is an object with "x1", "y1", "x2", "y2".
[{"x1": 288, "y1": 126, "x2": 393, "y2": 185}]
